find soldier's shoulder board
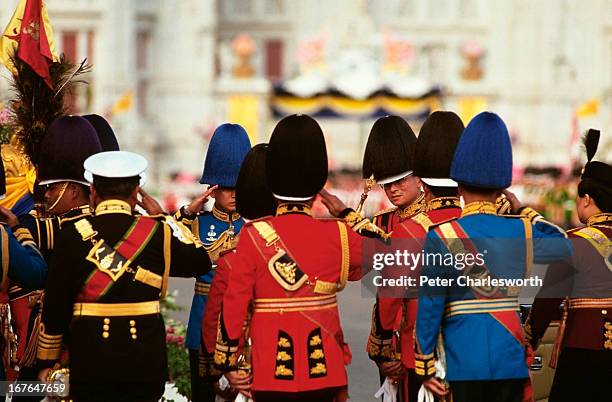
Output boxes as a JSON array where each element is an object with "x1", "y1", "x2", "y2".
[
  {"x1": 373, "y1": 207, "x2": 396, "y2": 218},
  {"x1": 242, "y1": 215, "x2": 273, "y2": 228}
]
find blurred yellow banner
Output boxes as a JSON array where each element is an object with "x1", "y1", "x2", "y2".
[
  {"x1": 112, "y1": 91, "x2": 133, "y2": 115},
  {"x1": 227, "y1": 95, "x2": 259, "y2": 143},
  {"x1": 458, "y1": 96, "x2": 488, "y2": 124},
  {"x1": 576, "y1": 98, "x2": 599, "y2": 118}
]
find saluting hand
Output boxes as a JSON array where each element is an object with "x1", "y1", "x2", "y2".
[
  {"x1": 319, "y1": 189, "x2": 349, "y2": 217},
  {"x1": 137, "y1": 189, "x2": 165, "y2": 215},
  {"x1": 0, "y1": 205, "x2": 19, "y2": 229},
  {"x1": 186, "y1": 185, "x2": 219, "y2": 215},
  {"x1": 502, "y1": 189, "x2": 523, "y2": 214}
]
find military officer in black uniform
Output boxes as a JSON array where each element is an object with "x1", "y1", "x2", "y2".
[
  {"x1": 0, "y1": 116, "x2": 104, "y2": 397},
  {"x1": 14, "y1": 116, "x2": 104, "y2": 259},
  {"x1": 37, "y1": 151, "x2": 213, "y2": 402}
]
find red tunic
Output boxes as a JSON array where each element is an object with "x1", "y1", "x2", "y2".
[
  {"x1": 368, "y1": 198, "x2": 462, "y2": 370},
  {"x1": 215, "y1": 206, "x2": 363, "y2": 393},
  {"x1": 202, "y1": 251, "x2": 235, "y2": 353}
]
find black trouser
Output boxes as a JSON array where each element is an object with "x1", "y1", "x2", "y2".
[
  {"x1": 70, "y1": 380, "x2": 164, "y2": 402},
  {"x1": 549, "y1": 348, "x2": 612, "y2": 402},
  {"x1": 450, "y1": 379, "x2": 525, "y2": 402},
  {"x1": 189, "y1": 348, "x2": 216, "y2": 402},
  {"x1": 254, "y1": 386, "x2": 341, "y2": 402}
]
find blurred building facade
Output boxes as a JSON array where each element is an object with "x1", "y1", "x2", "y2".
[{"x1": 1, "y1": 0, "x2": 612, "y2": 188}]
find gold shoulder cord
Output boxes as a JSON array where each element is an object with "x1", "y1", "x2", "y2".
[
  {"x1": 521, "y1": 218, "x2": 534, "y2": 279},
  {"x1": 336, "y1": 222, "x2": 350, "y2": 291},
  {"x1": 161, "y1": 223, "x2": 172, "y2": 297}
]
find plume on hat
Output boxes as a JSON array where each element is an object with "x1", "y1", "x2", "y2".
[
  {"x1": 583, "y1": 128, "x2": 600, "y2": 163},
  {"x1": 8, "y1": 52, "x2": 91, "y2": 167}
]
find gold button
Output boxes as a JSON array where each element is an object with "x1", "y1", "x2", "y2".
[
  {"x1": 130, "y1": 327, "x2": 137, "y2": 334},
  {"x1": 603, "y1": 310, "x2": 608, "y2": 315},
  {"x1": 131, "y1": 334, "x2": 137, "y2": 340},
  {"x1": 104, "y1": 318, "x2": 110, "y2": 324},
  {"x1": 129, "y1": 320, "x2": 136, "y2": 326},
  {"x1": 102, "y1": 331, "x2": 109, "y2": 339},
  {"x1": 103, "y1": 325, "x2": 110, "y2": 331}
]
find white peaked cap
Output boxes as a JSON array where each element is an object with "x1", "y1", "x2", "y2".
[{"x1": 84, "y1": 151, "x2": 148, "y2": 186}]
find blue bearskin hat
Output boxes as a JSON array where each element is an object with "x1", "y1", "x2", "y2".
[
  {"x1": 38, "y1": 116, "x2": 103, "y2": 185},
  {"x1": 450, "y1": 111, "x2": 513, "y2": 189},
  {"x1": 200, "y1": 123, "x2": 251, "y2": 187}
]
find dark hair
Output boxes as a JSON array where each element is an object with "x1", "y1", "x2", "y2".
[
  {"x1": 92, "y1": 176, "x2": 140, "y2": 200},
  {"x1": 425, "y1": 185, "x2": 458, "y2": 198},
  {"x1": 577, "y1": 179, "x2": 612, "y2": 213},
  {"x1": 459, "y1": 183, "x2": 500, "y2": 197}
]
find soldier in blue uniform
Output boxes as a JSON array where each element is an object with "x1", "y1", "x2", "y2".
[
  {"x1": 414, "y1": 112, "x2": 573, "y2": 402},
  {"x1": 0, "y1": 155, "x2": 48, "y2": 381},
  {"x1": 174, "y1": 123, "x2": 251, "y2": 402}
]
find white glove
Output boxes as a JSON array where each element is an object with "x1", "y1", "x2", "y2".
[
  {"x1": 374, "y1": 377, "x2": 397, "y2": 402},
  {"x1": 417, "y1": 384, "x2": 434, "y2": 402},
  {"x1": 234, "y1": 393, "x2": 253, "y2": 402}
]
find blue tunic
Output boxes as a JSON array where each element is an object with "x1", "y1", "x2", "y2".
[
  {"x1": 185, "y1": 211, "x2": 244, "y2": 350},
  {"x1": 0, "y1": 224, "x2": 47, "y2": 380},
  {"x1": 415, "y1": 210, "x2": 572, "y2": 381}
]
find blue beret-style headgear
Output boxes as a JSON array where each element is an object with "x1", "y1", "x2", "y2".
[
  {"x1": 200, "y1": 123, "x2": 251, "y2": 187},
  {"x1": 450, "y1": 111, "x2": 513, "y2": 189}
]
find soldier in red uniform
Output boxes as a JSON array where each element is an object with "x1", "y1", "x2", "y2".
[
  {"x1": 201, "y1": 144, "x2": 276, "y2": 400},
  {"x1": 214, "y1": 114, "x2": 367, "y2": 402},
  {"x1": 361, "y1": 116, "x2": 426, "y2": 232},
  {"x1": 525, "y1": 129, "x2": 612, "y2": 402}
]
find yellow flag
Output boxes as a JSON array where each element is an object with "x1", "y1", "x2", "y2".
[
  {"x1": 576, "y1": 98, "x2": 599, "y2": 118},
  {"x1": 227, "y1": 95, "x2": 260, "y2": 143},
  {"x1": 0, "y1": 0, "x2": 59, "y2": 73},
  {"x1": 0, "y1": 0, "x2": 26, "y2": 71},
  {"x1": 112, "y1": 91, "x2": 133, "y2": 115},
  {"x1": 458, "y1": 96, "x2": 488, "y2": 124}
]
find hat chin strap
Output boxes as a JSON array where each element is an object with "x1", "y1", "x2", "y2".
[
  {"x1": 272, "y1": 193, "x2": 315, "y2": 202},
  {"x1": 47, "y1": 182, "x2": 69, "y2": 213}
]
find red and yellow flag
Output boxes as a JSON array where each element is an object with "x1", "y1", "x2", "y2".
[{"x1": 0, "y1": 0, "x2": 58, "y2": 87}]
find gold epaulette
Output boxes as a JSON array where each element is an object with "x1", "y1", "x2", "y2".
[
  {"x1": 571, "y1": 226, "x2": 612, "y2": 269},
  {"x1": 373, "y1": 207, "x2": 396, "y2": 218},
  {"x1": 161, "y1": 215, "x2": 200, "y2": 246},
  {"x1": 411, "y1": 213, "x2": 435, "y2": 232}
]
